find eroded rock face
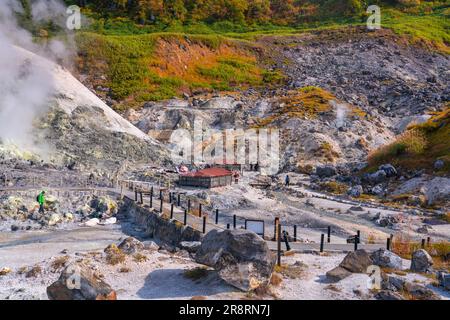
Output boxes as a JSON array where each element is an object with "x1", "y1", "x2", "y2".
[
  {"x1": 410, "y1": 249, "x2": 433, "y2": 273},
  {"x1": 195, "y1": 229, "x2": 275, "y2": 292},
  {"x1": 47, "y1": 263, "x2": 116, "y2": 300}
]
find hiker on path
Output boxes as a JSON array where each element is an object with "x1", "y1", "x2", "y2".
[
  {"x1": 285, "y1": 174, "x2": 290, "y2": 187},
  {"x1": 37, "y1": 191, "x2": 45, "y2": 214}
]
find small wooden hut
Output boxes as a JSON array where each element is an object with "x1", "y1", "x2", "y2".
[{"x1": 178, "y1": 168, "x2": 233, "y2": 188}]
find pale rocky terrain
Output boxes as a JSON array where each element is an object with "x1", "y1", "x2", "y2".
[{"x1": 0, "y1": 28, "x2": 448, "y2": 300}]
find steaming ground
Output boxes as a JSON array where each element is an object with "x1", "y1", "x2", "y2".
[{"x1": 0, "y1": 45, "x2": 171, "y2": 172}]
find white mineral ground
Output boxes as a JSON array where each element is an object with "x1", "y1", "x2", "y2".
[{"x1": 1, "y1": 179, "x2": 449, "y2": 300}]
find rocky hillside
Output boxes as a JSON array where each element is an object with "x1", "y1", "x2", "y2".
[
  {"x1": 262, "y1": 27, "x2": 449, "y2": 117},
  {"x1": 1, "y1": 46, "x2": 171, "y2": 173}
]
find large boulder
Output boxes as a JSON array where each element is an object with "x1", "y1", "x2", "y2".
[
  {"x1": 410, "y1": 249, "x2": 433, "y2": 273},
  {"x1": 339, "y1": 250, "x2": 373, "y2": 273},
  {"x1": 195, "y1": 229, "x2": 275, "y2": 292},
  {"x1": 117, "y1": 237, "x2": 144, "y2": 254},
  {"x1": 47, "y1": 263, "x2": 116, "y2": 300},
  {"x1": 370, "y1": 249, "x2": 403, "y2": 269}
]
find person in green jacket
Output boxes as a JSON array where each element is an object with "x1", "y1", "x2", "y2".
[{"x1": 37, "y1": 191, "x2": 45, "y2": 214}]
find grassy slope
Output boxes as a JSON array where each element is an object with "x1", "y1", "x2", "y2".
[
  {"x1": 368, "y1": 107, "x2": 450, "y2": 174},
  {"x1": 74, "y1": 4, "x2": 449, "y2": 108},
  {"x1": 76, "y1": 32, "x2": 282, "y2": 109}
]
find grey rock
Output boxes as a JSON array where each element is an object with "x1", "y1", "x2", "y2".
[
  {"x1": 375, "y1": 290, "x2": 405, "y2": 300},
  {"x1": 376, "y1": 214, "x2": 400, "y2": 228},
  {"x1": 404, "y1": 282, "x2": 441, "y2": 300},
  {"x1": 349, "y1": 206, "x2": 364, "y2": 212},
  {"x1": 316, "y1": 165, "x2": 336, "y2": 178},
  {"x1": 195, "y1": 229, "x2": 275, "y2": 292},
  {"x1": 367, "y1": 170, "x2": 387, "y2": 184},
  {"x1": 371, "y1": 184, "x2": 385, "y2": 196},
  {"x1": 117, "y1": 237, "x2": 144, "y2": 254},
  {"x1": 379, "y1": 164, "x2": 397, "y2": 177},
  {"x1": 410, "y1": 249, "x2": 433, "y2": 273},
  {"x1": 438, "y1": 272, "x2": 450, "y2": 291},
  {"x1": 417, "y1": 226, "x2": 429, "y2": 234},
  {"x1": 434, "y1": 159, "x2": 445, "y2": 170},
  {"x1": 339, "y1": 250, "x2": 373, "y2": 273},
  {"x1": 325, "y1": 266, "x2": 352, "y2": 282},
  {"x1": 370, "y1": 249, "x2": 403, "y2": 269},
  {"x1": 180, "y1": 241, "x2": 202, "y2": 253},
  {"x1": 348, "y1": 185, "x2": 363, "y2": 197},
  {"x1": 47, "y1": 263, "x2": 116, "y2": 300}
]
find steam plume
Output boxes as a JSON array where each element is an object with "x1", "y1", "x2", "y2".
[{"x1": 0, "y1": 0, "x2": 73, "y2": 159}]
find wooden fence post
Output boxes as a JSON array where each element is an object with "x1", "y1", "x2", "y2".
[
  {"x1": 327, "y1": 226, "x2": 331, "y2": 243},
  {"x1": 277, "y1": 224, "x2": 282, "y2": 267},
  {"x1": 273, "y1": 217, "x2": 280, "y2": 241},
  {"x1": 150, "y1": 187, "x2": 153, "y2": 208},
  {"x1": 215, "y1": 209, "x2": 219, "y2": 224},
  {"x1": 320, "y1": 234, "x2": 325, "y2": 253},
  {"x1": 202, "y1": 216, "x2": 206, "y2": 234}
]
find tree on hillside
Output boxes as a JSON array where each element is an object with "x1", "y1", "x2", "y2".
[{"x1": 270, "y1": 0, "x2": 300, "y2": 25}]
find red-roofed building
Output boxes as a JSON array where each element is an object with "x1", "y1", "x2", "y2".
[{"x1": 179, "y1": 167, "x2": 233, "y2": 188}]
